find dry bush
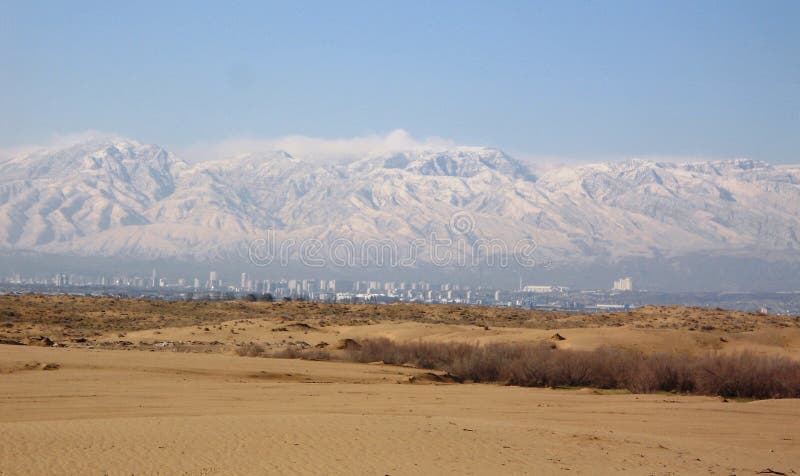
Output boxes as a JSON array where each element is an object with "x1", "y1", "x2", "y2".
[
  {"x1": 630, "y1": 353, "x2": 696, "y2": 394},
  {"x1": 350, "y1": 337, "x2": 475, "y2": 370},
  {"x1": 342, "y1": 339, "x2": 800, "y2": 399},
  {"x1": 236, "y1": 341, "x2": 332, "y2": 360},
  {"x1": 693, "y1": 352, "x2": 800, "y2": 399},
  {"x1": 236, "y1": 343, "x2": 266, "y2": 357},
  {"x1": 297, "y1": 348, "x2": 332, "y2": 360},
  {"x1": 270, "y1": 346, "x2": 331, "y2": 361}
]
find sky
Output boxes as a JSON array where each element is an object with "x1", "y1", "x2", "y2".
[{"x1": 1, "y1": 1, "x2": 798, "y2": 163}]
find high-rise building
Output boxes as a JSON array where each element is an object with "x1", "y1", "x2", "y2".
[{"x1": 612, "y1": 277, "x2": 633, "y2": 291}]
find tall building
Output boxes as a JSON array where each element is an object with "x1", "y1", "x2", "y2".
[
  {"x1": 302, "y1": 279, "x2": 312, "y2": 293},
  {"x1": 287, "y1": 279, "x2": 298, "y2": 294},
  {"x1": 613, "y1": 277, "x2": 633, "y2": 291},
  {"x1": 240, "y1": 272, "x2": 248, "y2": 291}
]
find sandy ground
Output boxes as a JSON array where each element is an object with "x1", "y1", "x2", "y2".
[{"x1": 1, "y1": 344, "x2": 798, "y2": 475}]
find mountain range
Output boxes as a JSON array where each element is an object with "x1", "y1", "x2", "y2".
[{"x1": 1, "y1": 136, "x2": 799, "y2": 289}]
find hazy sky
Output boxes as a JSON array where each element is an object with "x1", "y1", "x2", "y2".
[{"x1": 1, "y1": 1, "x2": 798, "y2": 162}]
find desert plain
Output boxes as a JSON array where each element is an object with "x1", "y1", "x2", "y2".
[{"x1": 1, "y1": 294, "x2": 799, "y2": 475}]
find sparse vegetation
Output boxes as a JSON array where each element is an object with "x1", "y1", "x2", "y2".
[
  {"x1": 3, "y1": 294, "x2": 799, "y2": 399},
  {"x1": 337, "y1": 338, "x2": 800, "y2": 399},
  {"x1": 235, "y1": 343, "x2": 266, "y2": 357},
  {"x1": 235, "y1": 341, "x2": 330, "y2": 360}
]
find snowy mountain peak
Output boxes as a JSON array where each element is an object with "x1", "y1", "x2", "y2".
[{"x1": 352, "y1": 147, "x2": 535, "y2": 181}]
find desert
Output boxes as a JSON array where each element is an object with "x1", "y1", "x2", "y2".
[{"x1": 1, "y1": 294, "x2": 799, "y2": 475}]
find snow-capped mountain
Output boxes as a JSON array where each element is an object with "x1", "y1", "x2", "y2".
[{"x1": 1, "y1": 137, "x2": 799, "y2": 270}]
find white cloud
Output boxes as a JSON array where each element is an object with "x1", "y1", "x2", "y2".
[
  {"x1": 0, "y1": 130, "x2": 125, "y2": 161},
  {"x1": 177, "y1": 129, "x2": 457, "y2": 164}
]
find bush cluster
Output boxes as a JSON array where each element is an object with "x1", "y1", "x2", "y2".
[{"x1": 346, "y1": 338, "x2": 800, "y2": 399}]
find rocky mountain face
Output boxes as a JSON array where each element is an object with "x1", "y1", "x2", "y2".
[{"x1": 1, "y1": 137, "x2": 799, "y2": 271}]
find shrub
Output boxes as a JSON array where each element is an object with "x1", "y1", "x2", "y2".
[
  {"x1": 265, "y1": 345, "x2": 331, "y2": 361},
  {"x1": 236, "y1": 343, "x2": 266, "y2": 357},
  {"x1": 341, "y1": 339, "x2": 800, "y2": 399}
]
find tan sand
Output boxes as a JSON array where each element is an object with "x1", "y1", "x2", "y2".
[{"x1": 1, "y1": 344, "x2": 798, "y2": 475}]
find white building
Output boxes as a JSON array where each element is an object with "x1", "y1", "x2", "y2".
[
  {"x1": 522, "y1": 285, "x2": 569, "y2": 293},
  {"x1": 523, "y1": 285, "x2": 555, "y2": 293},
  {"x1": 613, "y1": 277, "x2": 633, "y2": 291}
]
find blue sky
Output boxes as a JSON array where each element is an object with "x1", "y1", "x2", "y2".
[{"x1": 1, "y1": 1, "x2": 798, "y2": 163}]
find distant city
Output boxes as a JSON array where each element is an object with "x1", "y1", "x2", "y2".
[{"x1": 1, "y1": 269, "x2": 798, "y2": 317}]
